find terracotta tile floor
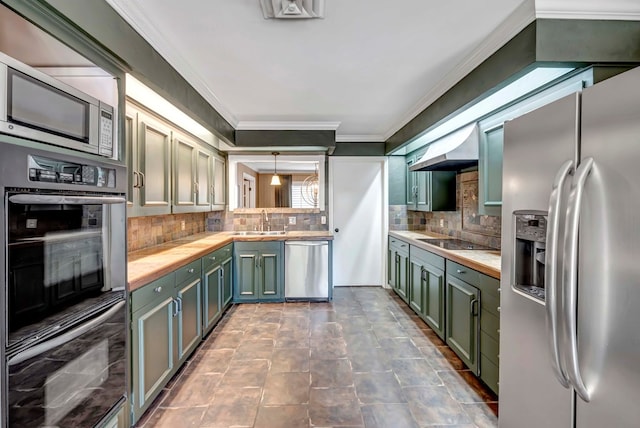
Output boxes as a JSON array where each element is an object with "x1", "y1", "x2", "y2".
[{"x1": 137, "y1": 287, "x2": 498, "y2": 428}]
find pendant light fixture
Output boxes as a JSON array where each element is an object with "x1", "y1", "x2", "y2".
[{"x1": 270, "y1": 152, "x2": 281, "y2": 186}]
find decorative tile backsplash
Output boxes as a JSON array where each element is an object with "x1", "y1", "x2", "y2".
[
  {"x1": 217, "y1": 209, "x2": 329, "y2": 233},
  {"x1": 127, "y1": 212, "x2": 207, "y2": 252},
  {"x1": 390, "y1": 171, "x2": 502, "y2": 249}
]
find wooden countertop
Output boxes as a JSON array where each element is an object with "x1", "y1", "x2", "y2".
[
  {"x1": 388, "y1": 230, "x2": 501, "y2": 280},
  {"x1": 128, "y1": 231, "x2": 333, "y2": 291}
]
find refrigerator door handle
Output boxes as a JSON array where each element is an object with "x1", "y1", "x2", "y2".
[
  {"x1": 563, "y1": 157, "x2": 594, "y2": 402},
  {"x1": 545, "y1": 159, "x2": 573, "y2": 388}
]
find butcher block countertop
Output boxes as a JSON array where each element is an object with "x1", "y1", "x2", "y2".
[
  {"x1": 128, "y1": 231, "x2": 333, "y2": 292},
  {"x1": 388, "y1": 230, "x2": 501, "y2": 280}
]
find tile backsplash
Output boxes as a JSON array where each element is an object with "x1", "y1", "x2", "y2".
[
  {"x1": 390, "y1": 171, "x2": 502, "y2": 249},
  {"x1": 127, "y1": 212, "x2": 207, "y2": 252},
  {"x1": 128, "y1": 209, "x2": 328, "y2": 252}
]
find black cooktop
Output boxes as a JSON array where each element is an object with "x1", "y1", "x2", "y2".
[{"x1": 417, "y1": 238, "x2": 494, "y2": 251}]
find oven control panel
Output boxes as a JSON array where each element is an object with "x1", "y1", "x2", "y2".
[{"x1": 27, "y1": 155, "x2": 116, "y2": 188}]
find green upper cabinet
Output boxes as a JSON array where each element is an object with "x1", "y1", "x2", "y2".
[
  {"x1": 234, "y1": 241, "x2": 283, "y2": 302},
  {"x1": 478, "y1": 124, "x2": 504, "y2": 216},
  {"x1": 212, "y1": 154, "x2": 226, "y2": 209},
  {"x1": 406, "y1": 152, "x2": 456, "y2": 212},
  {"x1": 126, "y1": 103, "x2": 172, "y2": 217},
  {"x1": 477, "y1": 68, "x2": 594, "y2": 216}
]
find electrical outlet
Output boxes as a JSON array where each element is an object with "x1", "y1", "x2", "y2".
[
  {"x1": 321, "y1": 215, "x2": 326, "y2": 225},
  {"x1": 289, "y1": 217, "x2": 296, "y2": 225},
  {"x1": 439, "y1": 219, "x2": 444, "y2": 228},
  {"x1": 181, "y1": 220, "x2": 186, "y2": 231}
]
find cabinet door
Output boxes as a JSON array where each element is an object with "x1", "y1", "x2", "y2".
[
  {"x1": 222, "y1": 256, "x2": 233, "y2": 307},
  {"x1": 131, "y1": 296, "x2": 174, "y2": 422},
  {"x1": 212, "y1": 154, "x2": 226, "y2": 208},
  {"x1": 203, "y1": 265, "x2": 222, "y2": 334},
  {"x1": 409, "y1": 258, "x2": 424, "y2": 314},
  {"x1": 176, "y1": 278, "x2": 202, "y2": 364},
  {"x1": 478, "y1": 124, "x2": 504, "y2": 216},
  {"x1": 259, "y1": 250, "x2": 281, "y2": 299},
  {"x1": 424, "y1": 263, "x2": 445, "y2": 339},
  {"x1": 196, "y1": 148, "x2": 213, "y2": 209},
  {"x1": 235, "y1": 250, "x2": 258, "y2": 299},
  {"x1": 137, "y1": 113, "x2": 172, "y2": 216},
  {"x1": 173, "y1": 134, "x2": 197, "y2": 211},
  {"x1": 125, "y1": 106, "x2": 137, "y2": 210},
  {"x1": 446, "y1": 275, "x2": 479, "y2": 373},
  {"x1": 388, "y1": 247, "x2": 397, "y2": 288},
  {"x1": 397, "y1": 251, "x2": 409, "y2": 303},
  {"x1": 406, "y1": 158, "x2": 417, "y2": 209},
  {"x1": 415, "y1": 171, "x2": 431, "y2": 211}
]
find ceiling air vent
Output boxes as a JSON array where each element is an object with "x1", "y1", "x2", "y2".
[{"x1": 259, "y1": 0, "x2": 325, "y2": 19}]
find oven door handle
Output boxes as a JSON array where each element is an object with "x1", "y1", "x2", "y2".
[
  {"x1": 7, "y1": 299, "x2": 126, "y2": 366},
  {"x1": 8, "y1": 194, "x2": 126, "y2": 205}
]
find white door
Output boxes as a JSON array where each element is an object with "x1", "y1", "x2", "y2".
[
  {"x1": 329, "y1": 157, "x2": 387, "y2": 286},
  {"x1": 242, "y1": 174, "x2": 255, "y2": 208}
]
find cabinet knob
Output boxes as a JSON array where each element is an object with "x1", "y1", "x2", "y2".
[
  {"x1": 210, "y1": 256, "x2": 216, "y2": 261},
  {"x1": 154, "y1": 286, "x2": 162, "y2": 293},
  {"x1": 497, "y1": 288, "x2": 501, "y2": 292},
  {"x1": 497, "y1": 306, "x2": 501, "y2": 312},
  {"x1": 456, "y1": 269, "x2": 466, "y2": 274},
  {"x1": 188, "y1": 268, "x2": 195, "y2": 273}
]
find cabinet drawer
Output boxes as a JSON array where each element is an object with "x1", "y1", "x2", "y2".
[
  {"x1": 175, "y1": 259, "x2": 202, "y2": 285},
  {"x1": 446, "y1": 260, "x2": 500, "y2": 297},
  {"x1": 202, "y1": 244, "x2": 232, "y2": 272},
  {"x1": 410, "y1": 245, "x2": 445, "y2": 270},
  {"x1": 131, "y1": 273, "x2": 175, "y2": 314},
  {"x1": 480, "y1": 354, "x2": 499, "y2": 394},
  {"x1": 480, "y1": 330, "x2": 500, "y2": 364},
  {"x1": 480, "y1": 309, "x2": 500, "y2": 340},
  {"x1": 390, "y1": 239, "x2": 409, "y2": 257}
]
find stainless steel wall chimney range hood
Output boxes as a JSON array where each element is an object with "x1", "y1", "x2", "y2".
[{"x1": 409, "y1": 123, "x2": 479, "y2": 172}]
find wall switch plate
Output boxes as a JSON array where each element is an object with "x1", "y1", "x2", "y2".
[
  {"x1": 439, "y1": 219, "x2": 444, "y2": 227},
  {"x1": 289, "y1": 217, "x2": 296, "y2": 225},
  {"x1": 181, "y1": 220, "x2": 186, "y2": 231},
  {"x1": 321, "y1": 215, "x2": 326, "y2": 225}
]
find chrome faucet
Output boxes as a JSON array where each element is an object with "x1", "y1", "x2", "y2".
[{"x1": 260, "y1": 209, "x2": 270, "y2": 232}]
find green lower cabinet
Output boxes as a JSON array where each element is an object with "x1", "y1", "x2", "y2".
[
  {"x1": 389, "y1": 237, "x2": 409, "y2": 303},
  {"x1": 422, "y1": 262, "x2": 445, "y2": 340},
  {"x1": 409, "y1": 246, "x2": 446, "y2": 340},
  {"x1": 202, "y1": 263, "x2": 222, "y2": 335},
  {"x1": 234, "y1": 242, "x2": 283, "y2": 302},
  {"x1": 131, "y1": 268, "x2": 203, "y2": 424},
  {"x1": 176, "y1": 278, "x2": 202, "y2": 365},
  {"x1": 445, "y1": 273, "x2": 479, "y2": 374},
  {"x1": 222, "y1": 256, "x2": 233, "y2": 306},
  {"x1": 131, "y1": 275, "x2": 176, "y2": 423}
]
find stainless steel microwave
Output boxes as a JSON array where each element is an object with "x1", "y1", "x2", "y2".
[{"x1": 0, "y1": 52, "x2": 114, "y2": 158}]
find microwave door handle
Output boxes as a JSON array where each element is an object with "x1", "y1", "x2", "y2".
[
  {"x1": 9, "y1": 194, "x2": 126, "y2": 205},
  {"x1": 545, "y1": 159, "x2": 573, "y2": 388},
  {"x1": 7, "y1": 299, "x2": 125, "y2": 367},
  {"x1": 562, "y1": 157, "x2": 594, "y2": 402}
]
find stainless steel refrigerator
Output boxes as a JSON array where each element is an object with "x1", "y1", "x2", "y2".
[{"x1": 499, "y1": 66, "x2": 640, "y2": 427}]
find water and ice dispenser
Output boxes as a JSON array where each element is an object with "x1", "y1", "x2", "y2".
[{"x1": 513, "y1": 211, "x2": 547, "y2": 301}]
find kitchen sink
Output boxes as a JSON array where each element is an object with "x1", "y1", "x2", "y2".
[{"x1": 231, "y1": 230, "x2": 286, "y2": 236}]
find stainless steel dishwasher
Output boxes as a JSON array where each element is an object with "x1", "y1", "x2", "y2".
[{"x1": 285, "y1": 241, "x2": 329, "y2": 300}]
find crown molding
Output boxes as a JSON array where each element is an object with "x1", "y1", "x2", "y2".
[
  {"x1": 235, "y1": 121, "x2": 341, "y2": 130},
  {"x1": 335, "y1": 134, "x2": 386, "y2": 143},
  {"x1": 105, "y1": 0, "x2": 238, "y2": 127},
  {"x1": 383, "y1": 0, "x2": 537, "y2": 141},
  {"x1": 535, "y1": 0, "x2": 640, "y2": 20}
]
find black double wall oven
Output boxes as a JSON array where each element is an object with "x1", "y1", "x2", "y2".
[{"x1": 0, "y1": 141, "x2": 127, "y2": 427}]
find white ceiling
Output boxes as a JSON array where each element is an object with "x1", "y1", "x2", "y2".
[{"x1": 105, "y1": 0, "x2": 640, "y2": 143}]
